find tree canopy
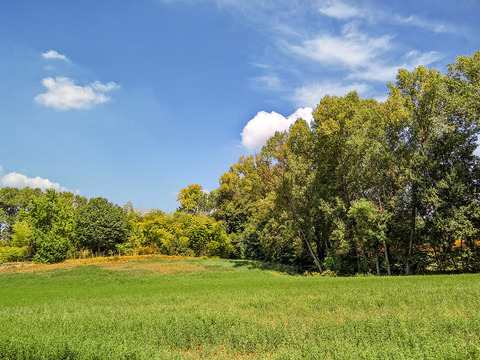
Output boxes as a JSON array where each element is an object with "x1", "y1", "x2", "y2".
[{"x1": 1, "y1": 51, "x2": 480, "y2": 273}]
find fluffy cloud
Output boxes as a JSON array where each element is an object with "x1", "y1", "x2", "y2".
[
  {"x1": 241, "y1": 107, "x2": 313, "y2": 149},
  {"x1": 34, "y1": 76, "x2": 119, "y2": 110},
  {"x1": 42, "y1": 50, "x2": 70, "y2": 62},
  {"x1": 1, "y1": 172, "x2": 70, "y2": 193}
]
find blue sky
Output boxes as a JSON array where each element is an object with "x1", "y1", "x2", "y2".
[{"x1": 0, "y1": 0, "x2": 479, "y2": 211}]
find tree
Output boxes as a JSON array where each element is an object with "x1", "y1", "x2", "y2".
[
  {"x1": 310, "y1": 92, "x2": 383, "y2": 273},
  {"x1": 16, "y1": 189, "x2": 77, "y2": 263},
  {"x1": 208, "y1": 51, "x2": 480, "y2": 275},
  {"x1": 75, "y1": 197, "x2": 128, "y2": 254},
  {"x1": 177, "y1": 184, "x2": 211, "y2": 215},
  {"x1": 388, "y1": 66, "x2": 444, "y2": 274},
  {"x1": 0, "y1": 187, "x2": 42, "y2": 242},
  {"x1": 348, "y1": 199, "x2": 389, "y2": 275},
  {"x1": 257, "y1": 122, "x2": 324, "y2": 272}
]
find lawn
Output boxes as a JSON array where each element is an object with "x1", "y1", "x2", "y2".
[{"x1": 0, "y1": 256, "x2": 479, "y2": 359}]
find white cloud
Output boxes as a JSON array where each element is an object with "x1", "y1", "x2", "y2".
[
  {"x1": 404, "y1": 50, "x2": 444, "y2": 68},
  {"x1": 34, "y1": 76, "x2": 119, "y2": 110},
  {"x1": 1, "y1": 172, "x2": 70, "y2": 193},
  {"x1": 42, "y1": 50, "x2": 70, "y2": 62},
  {"x1": 318, "y1": 1, "x2": 360, "y2": 20},
  {"x1": 289, "y1": 31, "x2": 392, "y2": 68},
  {"x1": 241, "y1": 107, "x2": 313, "y2": 149},
  {"x1": 396, "y1": 15, "x2": 459, "y2": 35},
  {"x1": 292, "y1": 82, "x2": 369, "y2": 108},
  {"x1": 348, "y1": 50, "x2": 444, "y2": 82},
  {"x1": 251, "y1": 74, "x2": 284, "y2": 91},
  {"x1": 91, "y1": 81, "x2": 118, "y2": 92}
]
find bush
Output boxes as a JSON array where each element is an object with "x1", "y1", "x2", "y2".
[
  {"x1": 33, "y1": 233, "x2": 69, "y2": 264},
  {"x1": 0, "y1": 246, "x2": 29, "y2": 263},
  {"x1": 160, "y1": 234, "x2": 194, "y2": 256},
  {"x1": 320, "y1": 269, "x2": 338, "y2": 277}
]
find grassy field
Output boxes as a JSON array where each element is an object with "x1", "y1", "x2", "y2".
[{"x1": 0, "y1": 256, "x2": 479, "y2": 359}]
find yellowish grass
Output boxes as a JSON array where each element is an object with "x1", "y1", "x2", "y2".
[{"x1": 0, "y1": 254, "x2": 201, "y2": 274}]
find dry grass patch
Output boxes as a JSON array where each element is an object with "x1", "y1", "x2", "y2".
[
  {"x1": 99, "y1": 261, "x2": 205, "y2": 274},
  {"x1": 0, "y1": 254, "x2": 203, "y2": 275}
]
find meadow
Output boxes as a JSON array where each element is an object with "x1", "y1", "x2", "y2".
[{"x1": 0, "y1": 256, "x2": 479, "y2": 359}]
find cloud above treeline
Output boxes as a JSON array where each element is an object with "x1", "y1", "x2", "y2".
[
  {"x1": 35, "y1": 76, "x2": 119, "y2": 110},
  {"x1": 241, "y1": 107, "x2": 313, "y2": 150},
  {"x1": 0, "y1": 165, "x2": 74, "y2": 193},
  {"x1": 42, "y1": 50, "x2": 70, "y2": 62},
  {"x1": 178, "y1": 0, "x2": 453, "y2": 149},
  {"x1": 36, "y1": 50, "x2": 119, "y2": 110}
]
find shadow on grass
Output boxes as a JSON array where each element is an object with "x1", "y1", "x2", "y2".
[{"x1": 230, "y1": 259, "x2": 299, "y2": 275}]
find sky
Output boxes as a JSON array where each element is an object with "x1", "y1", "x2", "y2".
[{"x1": 0, "y1": 0, "x2": 479, "y2": 211}]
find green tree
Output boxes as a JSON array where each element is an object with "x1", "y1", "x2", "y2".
[
  {"x1": 17, "y1": 189, "x2": 77, "y2": 263},
  {"x1": 75, "y1": 197, "x2": 128, "y2": 254},
  {"x1": 177, "y1": 184, "x2": 211, "y2": 215},
  {"x1": 348, "y1": 199, "x2": 390, "y2": 275},
  {"x1": 388, "y1": 66, "x2": 444, "y2": 274},
  {"x1": 0, "y1": 187, "x2": 42, "y2": 242}
]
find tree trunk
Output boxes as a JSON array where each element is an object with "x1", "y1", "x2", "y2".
[
  {"x1": 375, "y1": 253, "x2": 381, "y2": 276},
  {"x1": 299, "y1": 227, "x2": 323, "y2": 274},
  {"x1": 406, "y1": 206, "x2": 415, "y2": 275},
  {"x1": 285, "y1": 196, "x2": 323, "y2": 273},
  {"x1": 383, "y1": 240, "x2": 391, "y2": 276}
]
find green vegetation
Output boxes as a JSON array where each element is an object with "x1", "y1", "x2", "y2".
[
  {"x1": 1, "y1": 51, "x2": 480, "y2": 274},
  {"x1": 0, "y1": 258, "x2": 479, "y2": 359}
]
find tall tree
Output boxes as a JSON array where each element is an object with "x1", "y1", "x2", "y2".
[
  {"x1": 177, "y1": 184, "x2": 211, "y2": 215},
  {"x1": 75, "y1": 197, "x2": 128, "y2": 254},
  {"x1": 17, "y1": 189, "x2": 77, "y2": 263},
  {"x1": 388, "y1": 66, "x2": 444, "y2": 274}
]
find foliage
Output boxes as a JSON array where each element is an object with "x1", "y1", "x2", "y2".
[
  {"x1": 177, "y1": 184, "x2": 212, "y2": 215},
  {"x1": 16, "y1": 189, "x2": 78, "y2": 263},
  {"x1": 212, "y1": 52, "x2": 480, "y2": 275},
  {"x1": 0, "y1": 187, "x2": 41, "y2": 242},
  {"x1": 75, "y1": 197, "x2": 128, "y2": 254},
  {"x1": 0, "y1": 246, "x2": 28, "y2": 263},
  {"x1": 1, "y1": 51, "x2": 480, "y2": 272},
  {"x1": 121, "y1": 207, "x2": 232, "y2": 258}
]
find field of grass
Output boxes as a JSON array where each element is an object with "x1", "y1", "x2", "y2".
[{"x1": 0, "y1": 256, "x2": 479, "y2": 359}]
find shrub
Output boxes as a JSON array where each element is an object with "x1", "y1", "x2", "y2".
[
  {"x1": 33, "y1": 233, "x2": 69, "y2": 264},
  {"x1": 0, "y1": 246, "x2": 29, "y2": 263}
]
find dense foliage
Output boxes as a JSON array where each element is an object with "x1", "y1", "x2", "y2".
[
  {"x1": 0, "y1": 186, "x2": 231, "y2": 264},
  {"x1": 75, "y1": 197, "x2": 128, "y2": 254},
  {"x1": 1, "y1": 52, "x2": 480, "y2": 274},
  {"x1": 210, "y1": 52, "x2": 480, "y2": 275}
]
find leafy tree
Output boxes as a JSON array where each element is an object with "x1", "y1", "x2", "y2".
[
  {"x1": 0, "y1": 187, "x2": 42, "y2": 242},
  {"x1": 388, "y1": 66, "x2": 444, "y2": 274},
  {"x1": 75, "y1": 197, "x2": 128, "y2": 254},
  {"x1": 17, "y1": 189, "x2": 77, "y2": 263},
  {"x1": 177, "y1": 184, "x2": 213, "y2": 215},
  {"x1": 348, "y1": 199, "x2": 390, "y2": 275}
]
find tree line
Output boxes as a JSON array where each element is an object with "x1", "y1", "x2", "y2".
[
  {"x1": 210, "y1": 51, "x2": 480, "y2": 275},
  {"x1": 1, "y1": 52, "x2": 480, "y2": 274},
  {"x1": 0, "y1": 187, "x2": 230, "y2": 264}
]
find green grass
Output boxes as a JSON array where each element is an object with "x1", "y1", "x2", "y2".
[{"x1": 0, "y1": 258, "x2": 479, "y2": 359}]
